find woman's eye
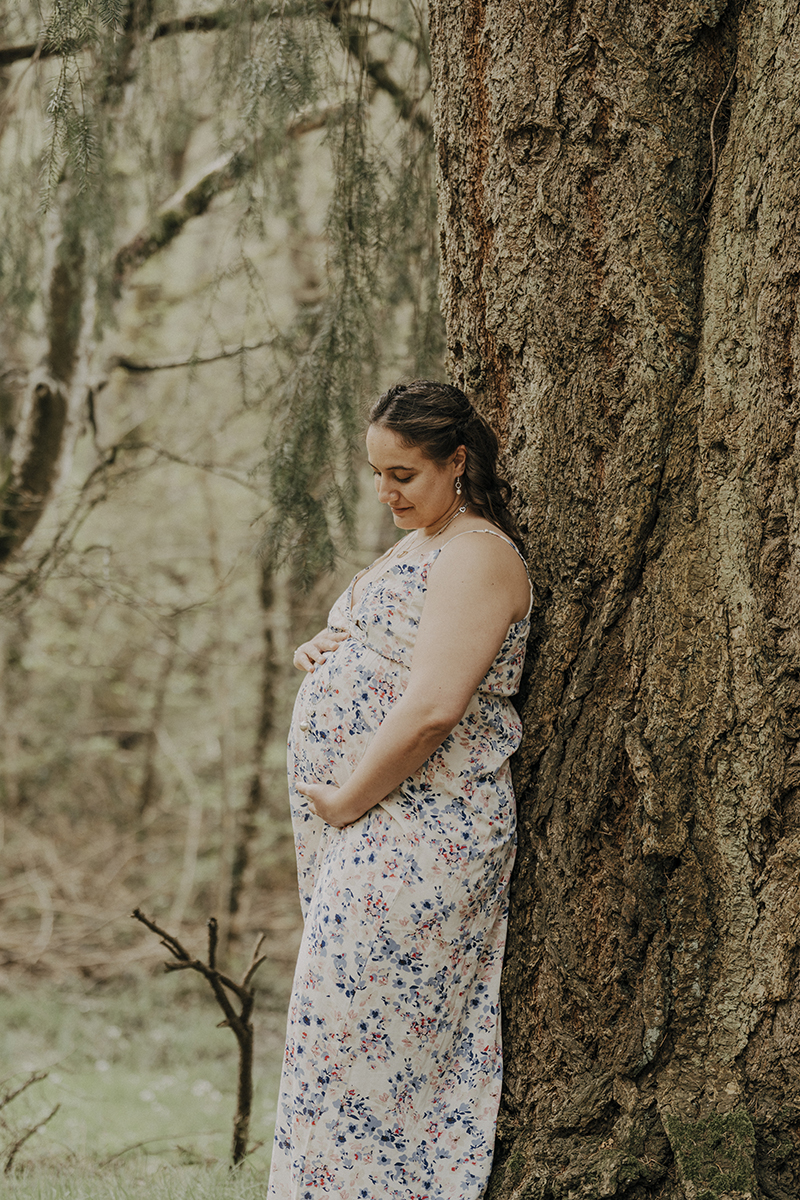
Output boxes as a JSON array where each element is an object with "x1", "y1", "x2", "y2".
[{"x1": 394, "y1": 476, "x2": 412, "y2": 484}]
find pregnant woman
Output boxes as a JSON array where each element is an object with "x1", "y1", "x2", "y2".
[{"x1": 268, "y1": 379, "x2": 531, "y2": 1200}]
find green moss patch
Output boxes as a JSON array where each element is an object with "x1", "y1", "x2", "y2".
[{"x1": 663, "y1": 1109, "x2": 758, "y2": 1199}]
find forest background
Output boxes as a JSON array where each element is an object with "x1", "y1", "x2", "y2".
[
  {"x1": 0, "y1": 0, "x2": 440, "y2": 1187},
  {"x1": 5, "y1": 0, "x2": 800, "y2": 1196}
]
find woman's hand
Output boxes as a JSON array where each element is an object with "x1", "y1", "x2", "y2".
[
  {"x1": 295, "y1": 781, "x2": 366, "y2": 829},
  {"x1": 292, "y1": 629, "x2": 347, "y2": 673}
]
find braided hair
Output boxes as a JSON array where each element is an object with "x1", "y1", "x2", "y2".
[{"x1": 369, "y1": 379, "x2": 521, "y2": 546}]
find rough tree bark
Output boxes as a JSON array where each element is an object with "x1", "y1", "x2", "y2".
[{"x1": 429, "y1": 0, "x2": 799, "y2": 1197}]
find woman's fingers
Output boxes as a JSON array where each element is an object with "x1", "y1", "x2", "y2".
[
  {"x1": 292, "y1": 646, "x2": 312, "y2": 671},
  {"x1": 292, "y1": 629, "x2": 347, "y2": 671}
]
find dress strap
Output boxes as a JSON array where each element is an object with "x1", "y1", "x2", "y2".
[
  {"x1": 441, "y1": 527, "x2": 528, "y2": 567},
  {"x1": 438, "y1": 529, "x2": 533, "y2": 618}
]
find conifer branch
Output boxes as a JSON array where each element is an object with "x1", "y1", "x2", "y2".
[
  {"x1": 321, "y1": 0, "x2": 431, "y2": 133},
  {"x1": 0, "y1": 6, "x2": 430, "y2": 131},
  {"x1": 0, "y1": 5, "x2": 277, "y2": 66}
]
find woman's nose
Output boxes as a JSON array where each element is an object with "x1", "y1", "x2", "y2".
[{"x1": 376, "y1": 476, "x2": 398, "y2": 503}]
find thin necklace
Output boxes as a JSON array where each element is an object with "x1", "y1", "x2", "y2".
[
  {"x1": 392, "y1": 503, "x2": 468, "y2": 560},
  {"x1": 351, "y1": 504, "x2": 469, "y2": 608}
]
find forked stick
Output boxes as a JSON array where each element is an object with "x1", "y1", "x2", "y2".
[{"x1": 132, "y1": 908, "x2": 267, "y2": 1165}]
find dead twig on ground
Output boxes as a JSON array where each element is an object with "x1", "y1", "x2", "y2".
[{"x1": 1, "y1": 1071, "x2": 60, "y2": 1174}]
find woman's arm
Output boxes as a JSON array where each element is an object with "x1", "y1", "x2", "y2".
[{"x1": 297, "y1": 533, "x2": 529, "y2": 827}]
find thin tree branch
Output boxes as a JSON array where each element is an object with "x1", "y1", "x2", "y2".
[
  {"x1": 122, "y1": 442, "x2": 264, "y2": 494},
  {"x1": 1, "y1": 6, "x2": 430, "y2": 133},
  {"x1": 99, "y1": 1130, "x2": 224, "y2": 1166},
  {"x1": 320, "y1": 0, "x2": 431, "y2": 134},
  {"x1": 109, "y1": 336, "x2": 276, "y2": 373},
  {"x1": 3, "y1": 1102, "x2": 60, "y2": 1175},
  {"x1": 0, "y1": 5, "x2": 277, "y2": 66},
  {"x1": 693, "y1": 56, "x2": 738, "y2": 214},
  {"x1": 151, "y1": 4, "x2": 277, "y2": 41},
  {"x1": 131, "y1": 907, "x2": 266, "y2": 1165},
  {"x1": 208, "y1": 916, "x2": 219, "y2": 971},
  {"x1": 0, "y1": 446, "x2": 138, "y2": 612},
  {"x1": 131, "y1": 907, "x2": 191, "y2": 963},
  {"x1": 131, "y1": 909, "x2": 246, "y2": 1008},
  {"x1": 0, "y1": 1073, "x2": 48, "y2": 1113},
  {"x1": 0, "y1": 38, "x2": 53, "y2": 67},
  {"x1": 242, "y1": 933, "x2": 267, "y2": 989},
  {"x1": 112, "y1": 151, "x2": 247, "y2": 287},
  {"x1": 111, "y1": 102, "x2": 340, "y2": 286}
]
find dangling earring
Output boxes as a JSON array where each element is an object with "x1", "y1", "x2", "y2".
[{"x1": 455, "y1": 476, "x2": 462, "y2": 496}]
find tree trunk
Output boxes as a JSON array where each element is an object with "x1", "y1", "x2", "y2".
[
  {"x1": 429, "y1": 0, "x2": 799, "y2": 1197},
  {"x1": 0, "y1": 199, "x2": 92, "y2": 565},
  {"x1": 228, "y1": 557, "x2": 278, "y2": 941}
]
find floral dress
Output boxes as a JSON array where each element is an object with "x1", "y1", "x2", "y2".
[{"x1": 268, "y1": 531, "x2": 530, "y2": 1200}]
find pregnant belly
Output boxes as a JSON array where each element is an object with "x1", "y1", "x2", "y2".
[{"x1": 292, "y1": 645, "x2": 404, "y2": 760}]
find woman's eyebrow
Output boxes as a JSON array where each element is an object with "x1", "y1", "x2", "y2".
[{"x1": 368, "y1": 461, "x2": 415, "y2": 471}]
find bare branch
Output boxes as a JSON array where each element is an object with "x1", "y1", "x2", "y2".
[
  {"x1": 122, "y1": 442, "x2": 264, "y2": 495},
  {"x1": 130, "y1": 907, "x2": 190, "y2": 962},
  {"x1": 0, "y1": 39, "x2": 46, "y2": 68},
  {"x1": 1, "y1": 5, "x2": 430, "y2": 132},
  {"x1": 693, "y1": 56, "x2": 739, "y2": 214},
  {"x1": 3, "y1": 1103, "x2": 60, "y2": 1175},
  {"x1": 0, "y1": 5, "x2": 278, "y2": 66},
  {"x1": 100, "y1": 1131, "x2": 225, "y2": 1166},
  {"x1": 0, "y1": 445, "x2": 141, "y2": 614},
  {"x1": 113, "y1": 151, "x2": 247, "y2": 287},
  {"x1": 109, "y1": 336, "x2": 277, "y2": 373},
  {"x1": 208, "y1": 917, "x2": 219, "y2": 971},
  {"x1": 112, "y1": 103, "x2": 340, "y2": 285},
  {"x1": 243, "y1": 954, "x2": 268, "y2": 990},
  {"x1": 0, "y1": 1073, "x2": 48, "y2": 1113},
  {"x1": 321, "y1": 0, "x2": 431, "y2": 134},
  {"x1": 151, "y1": 4, "x2": 277, "y2": 41},
  {"x1": 132, "y1": 907, "x2": 267, "y2": 1164}
]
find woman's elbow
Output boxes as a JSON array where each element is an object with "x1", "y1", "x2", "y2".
[
  {"x1": 418, "y1": 701, "x2": 467, "y2": 741},
  {"x1": 401, "y1": 685, "x2": 470, "y2": 741}
]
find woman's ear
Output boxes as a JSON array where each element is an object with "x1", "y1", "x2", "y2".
[{"x1": 453, "y1": 444, "x2": 467, "y2": 473}]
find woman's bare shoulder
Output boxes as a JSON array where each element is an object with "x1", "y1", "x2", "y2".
[{"x1": 432, "y1": 524, "x2": 530, "y2": 620}]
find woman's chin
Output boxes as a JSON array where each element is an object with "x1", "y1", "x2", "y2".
[{"x1": 391, "y1": 509, "x2": 415, "y2": 526}]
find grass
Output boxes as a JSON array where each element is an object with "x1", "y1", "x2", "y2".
[
  {"x1": 3, "y1": 1160, "x2": 274, "y2": 1198},
  {"x1": 0, "y1": 967, "x2": 294, "y2": 1191}
]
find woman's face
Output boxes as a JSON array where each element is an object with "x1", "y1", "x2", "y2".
[{"x1": 366, "y1": 424, "x2": 465, "y2": 531}]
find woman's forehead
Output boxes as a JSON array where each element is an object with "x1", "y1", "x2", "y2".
[{"x1": 366, "y1": 424, "x2": 428, "y2": 468}]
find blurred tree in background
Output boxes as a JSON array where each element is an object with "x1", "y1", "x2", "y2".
[{"x1": 0, "y1": 0, "x2": 442, "y2": 975}]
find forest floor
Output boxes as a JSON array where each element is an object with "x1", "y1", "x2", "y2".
[
  {"x1": 4, "y1": 1162, "x2": 273, "y2": 1199},
  {"x1": 0, "y1": 965, "x2": 296, "y2": 1191},
  {"x1": 0, "y1": 796, "x2": 303, "y2": 1192}
]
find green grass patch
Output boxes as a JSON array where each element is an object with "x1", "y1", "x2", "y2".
[
  {"x1": 0, "y1": 971, "x2": 291, "y2": 1179},
  {"x1": 3, "y1": 1160, "x2": 272, "y2": 1199}
]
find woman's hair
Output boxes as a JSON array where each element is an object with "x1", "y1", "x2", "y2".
[{"x1": 369, "y1": 379, "x2": 522, "y2": 545}]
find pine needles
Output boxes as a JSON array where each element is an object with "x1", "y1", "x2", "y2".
[{"x1": 1, "y1": 0, "x2": 442, "y2": 588}]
